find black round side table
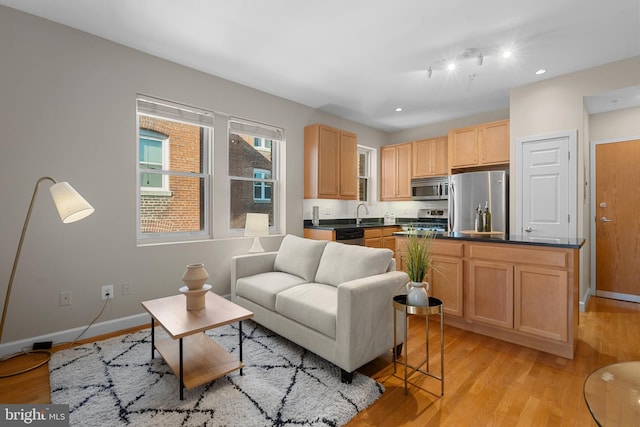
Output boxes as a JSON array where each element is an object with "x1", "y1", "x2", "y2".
[{"x1": 392, "y1": 294, "x2": 444, "y2": 396}]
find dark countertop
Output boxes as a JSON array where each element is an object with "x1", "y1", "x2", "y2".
[
  {"x1": 394, "y1": 230, "x2": 585, "y2": 249},
  {"x1": 303, "y1": 218, "x2": 410, "y2": 230}
]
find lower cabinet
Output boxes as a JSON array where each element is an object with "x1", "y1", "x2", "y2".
[
  {"x1": 396, "y1": 238, "x2": 464, "y2": 318},
  {"x1": 468, "y1": 260, "x2": 514, "y2": 328},
  {"x1": 396, "y1": 237, "x2": 579, "y2": 358}
]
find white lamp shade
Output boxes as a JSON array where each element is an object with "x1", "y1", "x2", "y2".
[
  {"x1": 244, "y1": 213, "x2": 269, "y2": 237},
  {"x1": 49, "y1": 181, "x2": 95, "y2": 223}
]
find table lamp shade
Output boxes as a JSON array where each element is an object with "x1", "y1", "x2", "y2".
[
  {"x1": 244, "y1": 213, "x2": 268, "y2": 253},
  {"x1": 49, "y1": 181, "x2": 95, "y2": 223},
  {"x1": 244, "y1": 213, "x2": 269, "y2": 237}
]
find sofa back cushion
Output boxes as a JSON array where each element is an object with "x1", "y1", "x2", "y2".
[
  {"x1": 274, "y1": 234, "x2": 328, "y2": 282},
  {"x1": 315, "y1": 241, "x2": 394, "y2": 287}
]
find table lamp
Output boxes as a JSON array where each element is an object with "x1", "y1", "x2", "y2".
[
  {"x1": 0, "y1": 176, "x2": 94, "y2": 376},
  {"x1": 244, "y1": 213, "x2": 269, "y2": 253}
]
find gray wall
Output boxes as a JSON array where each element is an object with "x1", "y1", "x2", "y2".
[{"x1": 0, "y1": 6, "x2": 389, "y2": 344}]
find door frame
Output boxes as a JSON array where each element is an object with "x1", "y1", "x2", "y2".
[
  {"x1": 590, "y1": 135, "x2": 640, "y2": 302},
  {"x1": 515, "y1": 130, "x2": 578, "y2": 238}
]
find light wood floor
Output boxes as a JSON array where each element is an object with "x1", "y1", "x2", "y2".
[{"x1": 1, "y1": 297, "x2": 638, "y2": 426}]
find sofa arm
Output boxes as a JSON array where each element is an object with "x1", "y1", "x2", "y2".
[
  {"x1": 336, "y1": 270, "x2": 408, "y2": 370},
  {"x1": 230, "y1": 252, "x2": 278, "y2": 297}
]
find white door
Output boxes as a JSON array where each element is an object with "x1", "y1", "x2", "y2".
[{"x1": 516, "y1": 131, "x2": 577, "y2": 239}]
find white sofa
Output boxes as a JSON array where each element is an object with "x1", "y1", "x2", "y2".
[{"x1": 231, "y1": 234, "x2": 408, "y2": 382}]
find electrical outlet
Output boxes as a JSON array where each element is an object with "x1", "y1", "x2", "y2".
[
  {"x1": 122, "y1": 282, "x2": 132, "y2": 295},
  {"x1": 59, "y1": 291, "x2": 71, "y2": 306},
  {"x1": 101, "y1": 285, "x2": 114, "y2": 300}
]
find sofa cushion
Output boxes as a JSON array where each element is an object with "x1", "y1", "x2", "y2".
[
  {"x1": 275, "y1": 283, "x2": 337, "y2": 339},
  {"x1": 236, "y1": 271, "x2": 307, "y2": 311},
  {"x1": 314, "y1": 242, "x2": 393, "y2": 287},
  {"x1": 274, "y1": 234, "x2": 328, "y2": 282}
]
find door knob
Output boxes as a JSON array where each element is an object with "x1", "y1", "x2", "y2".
[
  {"x1": 599, "y1": 217, "x2": 614, "y2": 223},
  {"x1": 524, "y1": 226, "x2": 533, "y2": 232}
]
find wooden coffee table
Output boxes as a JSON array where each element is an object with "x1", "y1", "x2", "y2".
[{"x1": 141, "y1": 292, "x2": 253, "y2": 399}]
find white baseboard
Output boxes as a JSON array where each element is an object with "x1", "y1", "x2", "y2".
[
  {"x1": 0, "y1": 313, "x2": 149, "y2": 358},
  {"x1": 579, "y1": 288, "x2": 591, "y2": 313},
  {"x1": 0, "y1": 294, "x2": 233, "y2": 357}
]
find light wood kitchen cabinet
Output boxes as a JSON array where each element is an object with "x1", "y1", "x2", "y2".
[
  {"x1": 364, "y1": 228, "x2": 383, "y2": 247},
  {"x1": 515, "y1": 265, "x2": 568, "y2": 341},
  {"x1": 365, "y1": 227, "x2": 401, "y2": 253},
  {"x1": 465, "y1": 242, "x2": 576, "y2": 356},
  {"x1": 396, "y1": 238, "x2": 463, "y2": 317},
  {"x1": 304, "y1": 124, "x2": 357, "y2": 199},
  {"x1": 382, "y1": 227, "x2": 400, "y2": 253},
  {"x1": 394, "y1": 236, "x2": 579, "y2": 358},
  {"x1": 412, "y1": 136, "x2": 448, "y2": 178},
  {"x1": 468, "y1": 260, "x2": 514, "y2": 328},
  {"x1": 448, "y1": 119, "x2": 509, "y2": 170},
  {"x1": 430, "y1": 240, "x2": 464, "y2": 317},
  {"x1": 380, "y1": 143, "x2": 412, "y2": 201}
]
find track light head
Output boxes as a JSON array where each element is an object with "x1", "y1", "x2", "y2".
[
  {"x1": 477, "y1": 54, "x2": 483, "y2": 66},
  {"x1": 427, "y1": 67, "x2": 432, "y2": 78}
]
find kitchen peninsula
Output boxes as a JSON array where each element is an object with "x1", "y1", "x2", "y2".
[{"x1": 396, "y1": 231, "x2": 585, "y2": 359}]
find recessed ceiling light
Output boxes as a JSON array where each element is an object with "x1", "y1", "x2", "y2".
[
  {"x1": 395, "y1": 107, "x2": 403, "y2": 112},
  {"x1": 535, "y1": 69, "x2": 547, "y2": 75},
  {"x1": 502, "y1": 50, "x2": 512, "y2": 59},
  {"x1": 447, "y1": 62, "x2": 456, "y2": 71}
]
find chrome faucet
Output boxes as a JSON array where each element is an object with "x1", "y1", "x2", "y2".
[{"x1": 356, "y1": 203, "x2": 369, "y2": 225}]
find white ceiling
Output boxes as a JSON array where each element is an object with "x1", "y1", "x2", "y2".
[{"x1": 2, "y1": 0, "x2": 640, "y2": 131}]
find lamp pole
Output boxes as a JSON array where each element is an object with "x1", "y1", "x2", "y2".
[{"x1": 0, "y1": 177, "x2": 57, "y2": 343}]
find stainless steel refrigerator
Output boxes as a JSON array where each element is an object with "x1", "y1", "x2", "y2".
[{"x1": 448, "y1": 171, "x2": 508, "y2": 233}]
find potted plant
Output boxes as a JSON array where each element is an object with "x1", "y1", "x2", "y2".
[{"x1": 402, "y1": 231, "x2": 435, "y2": 306}]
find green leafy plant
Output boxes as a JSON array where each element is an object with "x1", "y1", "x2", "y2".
[{"x1": 403, "y1": 231, "x2": 435, "y2": 283}]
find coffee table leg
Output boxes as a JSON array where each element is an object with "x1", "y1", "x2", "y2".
[
  {"x1": 239, "y1": 320, "x2": 243, "y2": 376},
  {"x1": 179, "y1": 338, "x2": 184, "y2": 400},
  {"x1": 150, "y1": 317, "x2": 155, "y2": 359}
]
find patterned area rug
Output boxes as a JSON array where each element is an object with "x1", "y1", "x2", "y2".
[{"x1": 50, "y1": 320, "x2": 383, "y2": 426}]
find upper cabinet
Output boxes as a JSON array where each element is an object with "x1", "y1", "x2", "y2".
[
  {"x1": 304, "y1": 124, "x2": 357, "y2": 199},
  {"x1": 380, "y1": 143, "x2": 412, "y2": 201},
  {"x1": 412, "y1": 136, "x2": 448, "y2": 178},
  {"x1": 448, "y1": 119, "x2": 510, "y2": 170}
]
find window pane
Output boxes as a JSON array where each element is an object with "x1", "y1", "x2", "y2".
[
  {"x1": 230, "y1": 179, "x2": 273, "y2": 229},
  {"x1": 358, "y1": 152, "x2": 367, "y2": 176},
  {"x1": 229, "y1": 132, "x2": 272, "y2": 178},
  {"x1": 358, "y1": 177, "x2": 368, "y2": 202},
  {"x1": 140, "y1": 176, "x2": 205, "y2": 233},
  {"x1": 140, "y1": 115, "x2": 204, "y2": 173}
]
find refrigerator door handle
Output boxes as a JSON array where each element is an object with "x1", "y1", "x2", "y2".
[{"x1": 449, "y1": 181, "x2": 455, "y2": 231}]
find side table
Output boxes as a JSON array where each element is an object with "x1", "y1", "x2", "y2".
[{"x1": 393, "y1": 294, "x2": 444, "y2": 396}]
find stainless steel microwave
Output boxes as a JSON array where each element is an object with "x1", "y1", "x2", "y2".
[{"x1": 411, "y1": 177, "x2": 449, "y2": 200}]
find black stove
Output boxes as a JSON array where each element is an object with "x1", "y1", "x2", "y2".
[{"x1": 406, "y1": 208, "x2": 448, "y2": 232}]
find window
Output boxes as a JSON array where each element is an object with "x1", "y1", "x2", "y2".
[
  {"x1": 253, "y1": 169, "x2": 272, "y2": 202},
  {"x1": 139, "y1": 129, "x2": 169, "y2": 191},
  {"x1": 136, "y1": 96, "x2": 213, "y2": 241},
  {"x1": 228, "y1": 118, "x2": 283, "y2": 231},
  {"x1": 358, "y1": 146, "x2": 372, "y2": 202}
]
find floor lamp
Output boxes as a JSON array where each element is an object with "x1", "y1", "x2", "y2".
[{"x1": 0, "y1": 177, "x2": 94, "y2": 377}]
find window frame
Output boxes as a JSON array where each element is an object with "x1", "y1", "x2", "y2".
[
  {"x1": 136, "y1": 95, "x2": 213, "y2": 244},
  {"x1": 357, "y1": 145, "x2": 373, "y2": 202},
  {"x1": 227, "y1": 117, "x2": 283, "y2": 235}
]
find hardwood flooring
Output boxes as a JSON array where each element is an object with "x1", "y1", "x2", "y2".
[{"x1": 1, "y1": 297, "x2": 638, "y2": 426}]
